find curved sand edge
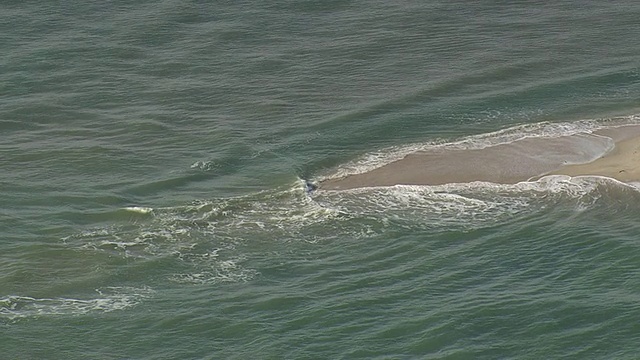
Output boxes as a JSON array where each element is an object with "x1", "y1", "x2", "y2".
[
  {"x1": 548, "y1": 134, "x2": 640, "y2": 182},
  {"x1": 320, "y1": 125, "x2": 640, "y2": 190}
]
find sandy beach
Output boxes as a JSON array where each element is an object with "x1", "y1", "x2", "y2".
[
  {"x1": 321, "y1": 125, "x2": 640, "y2": 190},
  {"x1": 549, "y1": 133, "x2": 640, "y2": 182}
]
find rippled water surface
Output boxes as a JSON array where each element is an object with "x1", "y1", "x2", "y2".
[{"x1": 2, "y1": 1, "x2": 640, "y2": 358}]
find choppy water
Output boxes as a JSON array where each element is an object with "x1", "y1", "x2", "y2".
[{"x1": 2, "y1": 1, "x2": 640, "y2": 358}]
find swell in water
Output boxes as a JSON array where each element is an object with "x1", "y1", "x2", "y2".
[{"x1": 6, "y1": 116, "x2": 640, "y2": 322}]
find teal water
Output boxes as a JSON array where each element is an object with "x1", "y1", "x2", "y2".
[{"x1": 2, "y1": 1, "x2": 640, "y2": 358}]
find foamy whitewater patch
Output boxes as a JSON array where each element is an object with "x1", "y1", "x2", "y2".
[
  {"x1": 124, "y1": 206, "x2": 153, "y2": 214},
  {"x1": 312, "y1": 175, "x2": 640, "y2": 230},
  {"x1": 169, "y1": 255, "x2": 259, "y2": 285},
  {"x1": 61, "y1": 182, "x2": 361, "y2": 286},
  {"x1": 60, "y1": 174, "x2": 640, "y2": 288},
  {"x1": 190, "y1": 160, "x2": 217, "y2": 171},
  {"x1": 0, "y1": 287, "x2": 154, "y2": 321},
  {"x1": 63, "y1": 224, "x2": 192, "y2": 259},
  {"x1": 320, "y1": 115, "x2": 640, "y2": 181}
]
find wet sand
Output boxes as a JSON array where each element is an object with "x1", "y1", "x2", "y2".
[
  {"x1": 320, "y1": 125, "x2": 640, "y2": 190},
  {"x1": 549, "y1": 133, "x2": 640, "y2": 182}
]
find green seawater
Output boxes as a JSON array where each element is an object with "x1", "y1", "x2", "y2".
[{"x1": 2, "y1": 1, "x2": 640, "y2": 358}]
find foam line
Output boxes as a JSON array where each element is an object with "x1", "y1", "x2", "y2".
[{"x1": 0, "y1": 287, "x2": 154, "y2": 320}]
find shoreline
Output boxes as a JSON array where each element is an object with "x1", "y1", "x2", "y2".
[
  {"x1": 320, "y1": 125, "x2": 640, "y2": 190},
  {"x1": 548, "y1": 132, "x2": 640, "y2": 182}
]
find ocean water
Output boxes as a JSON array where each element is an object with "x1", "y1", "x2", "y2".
[{"x1": 2, "y1": 1, "x2": 640, "y2": 358}]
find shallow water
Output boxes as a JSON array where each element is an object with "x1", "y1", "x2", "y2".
[{"x1": 2, "y1": 1, "x2": 640, "y2": 358}]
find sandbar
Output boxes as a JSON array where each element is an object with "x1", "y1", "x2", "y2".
[
  {"x1": 320, "y1": 125, "x2": 640, "y2": 190},
  {"x1": 549, "y1": 133, "x2": 640, "y2": 182}
]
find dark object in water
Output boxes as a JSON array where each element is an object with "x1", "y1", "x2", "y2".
[{"x1": 304, "y1": 180, "x2": 317, "y2": 194}]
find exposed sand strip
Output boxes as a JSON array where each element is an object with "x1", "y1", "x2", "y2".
[
  {"x1": 549, "y1": 133, "x2": 640, "y2": 182},
  {"x1": 320, "y1": 125, "x2": 640, "y2": 190}
]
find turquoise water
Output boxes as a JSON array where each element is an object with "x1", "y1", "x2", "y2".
[{"x1": 2, "y1": 1, "x2": 640, "y2": 358}]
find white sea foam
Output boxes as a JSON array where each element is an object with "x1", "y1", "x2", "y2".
[
  {"x1": 60, "y1": 181, "x2": 369, "y2": 287},
  {"x1": 190, "y1": 160, "x2": 217, "y2": 171},
  {"x1": 124, "y1": 206, "x2": 154, "y2": 214},
  {"x1": 313, "y1": 174, "x2": 640, "y2": 230},
  {"x1": 0, "y1": 287, "x2": 154, "y2": 321},
  {"x1": 164, "y1": 236, "x2": 261, "y2": 285},
  {"x1": 169, "y1": 257, "x2": 259, "y2": 285},
  {"x1": 74, "y1": 175, "x2": 636, "y2": 255},
  {"x1": 60, "y1": 170, "x2": 640, "y2": 289}
]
